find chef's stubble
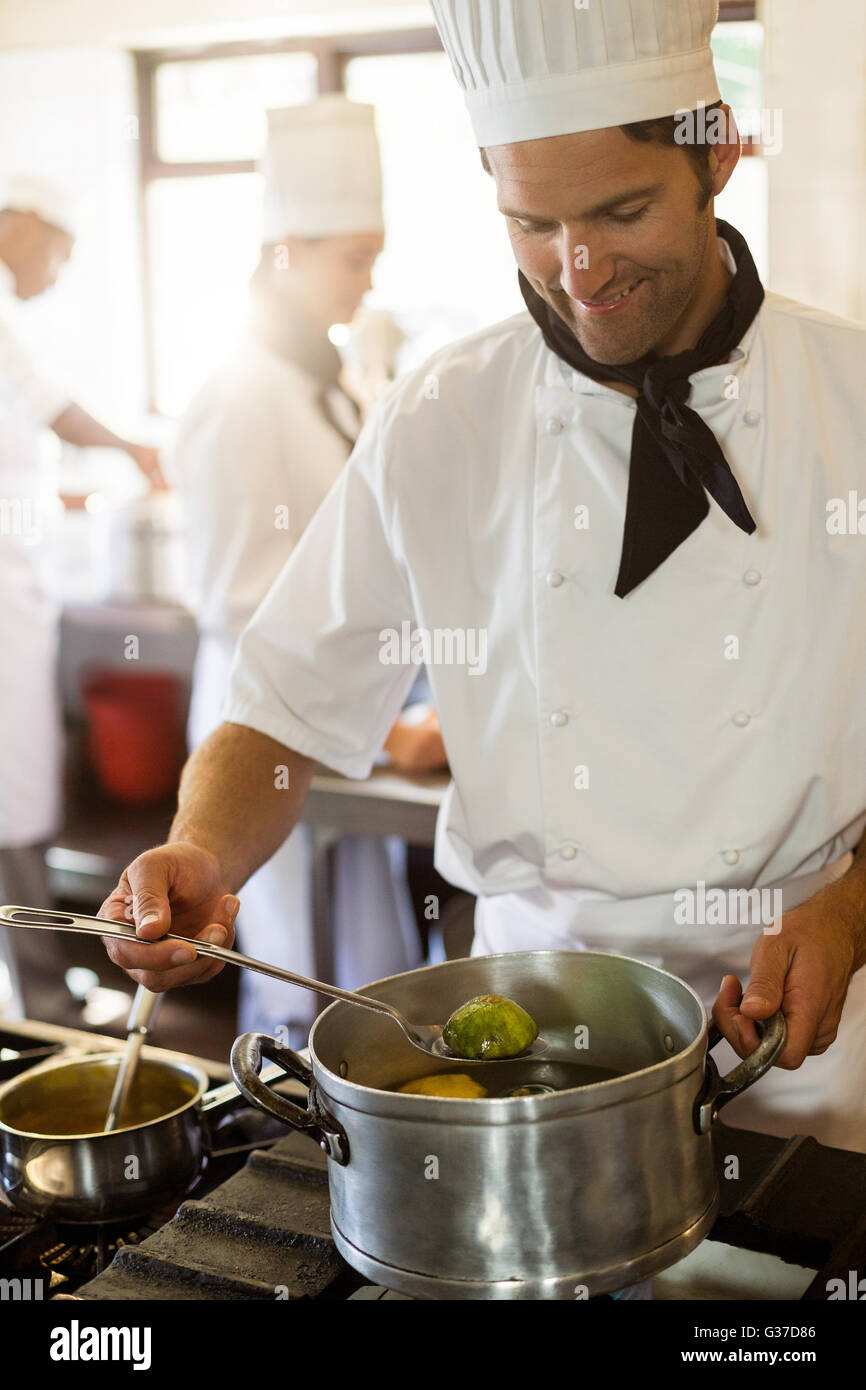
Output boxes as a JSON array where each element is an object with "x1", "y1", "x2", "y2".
[{"x1": 550, "y1": 194, "x2": 714, "y2": 366}]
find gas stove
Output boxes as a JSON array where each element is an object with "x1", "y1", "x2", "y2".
[{"x1": 2, "y1": 1018, "x2": 865, "y2": 1302}]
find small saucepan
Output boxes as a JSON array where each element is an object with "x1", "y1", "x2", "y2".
[{"x1": 0, "y1": 1050, "x2": 286, "y2": 1223}]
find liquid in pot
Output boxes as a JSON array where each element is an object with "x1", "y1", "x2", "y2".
[
  {"x1": 390, "y1": 1057, "x2": 624, "y2": 1097},
  {"x1": 0, "y1": 1058, "x2": 201, "y2": 1136}
]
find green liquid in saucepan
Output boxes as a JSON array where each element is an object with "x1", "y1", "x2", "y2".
[{"x1": 0, "y1": 1059, "x2": 199, "y2": 1136}]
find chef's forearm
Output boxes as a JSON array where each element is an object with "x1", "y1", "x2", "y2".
[
  {"x1": 51, "y1": 402, "x2": 135, "y2": 453},
  {"x1": 169, "y1": 722, "x2": 316, "y2": 892}
]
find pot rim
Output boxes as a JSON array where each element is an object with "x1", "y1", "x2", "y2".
[
  {"x1": 308, "y1": 949, "x2": 710, "y2": 1117},
  {"x1": 0, "y1": 1050, "x2": 210, "y2": 1141}
]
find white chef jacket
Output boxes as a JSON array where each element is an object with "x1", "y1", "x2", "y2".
[
  {"x1": 173, "y1": 333, "x2": 421, "y2": 1033},
  {"x1": 172, "y1": 334, "x2": 351, "y2": 647},
  {"x1": 225, "y1": 238, "x2": 866, "y2": 1146},
  {"x1": 0, "y1": 259, "x2": 68, "y2": 846}
]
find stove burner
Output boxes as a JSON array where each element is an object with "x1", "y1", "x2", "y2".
[{"x1": 0, "y1": 1188, "x2": 178, "y2": 1295}]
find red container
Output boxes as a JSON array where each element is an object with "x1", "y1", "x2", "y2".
[{"x1": 83, "y1": 670, "x2": 184, "y2": 806}]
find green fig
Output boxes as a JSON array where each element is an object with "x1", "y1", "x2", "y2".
[{"x1": 442, "y1": 993, "x2": 538, "y2": 1060}]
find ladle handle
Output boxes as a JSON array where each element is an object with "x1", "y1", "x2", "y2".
[
  {"x1": 0, "y1": 904, "x2": 406, "y2": 1027},
  {"x1": 125, "y1": 984, "x2": 162, "y2": 1036},
  {"x1": 103, "y1": 985, "x2": 163, "y2": 1133}
]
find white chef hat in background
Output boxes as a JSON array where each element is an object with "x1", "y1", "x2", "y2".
[
  {"x1": 260, "y1": 94, "x2": 385, "y2": 242},
  {"x1": 429, "y1": 0, "x2": 722, "y2": 146},
  {"x1": 0, "y1": 172, "x2": 78, "y2": 238}
]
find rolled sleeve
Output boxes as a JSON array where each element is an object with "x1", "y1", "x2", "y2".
[{"x1": 223, "y1": 401, "x2": 419, "y2": 778}]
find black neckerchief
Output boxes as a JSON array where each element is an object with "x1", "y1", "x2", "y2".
[{"x1": 519, "y1": 219, "x2": 765, "y2": 597}]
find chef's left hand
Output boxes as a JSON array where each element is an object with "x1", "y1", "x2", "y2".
[{"x1": 713, "y1": 879, "x2": 866, "y2": 1069}]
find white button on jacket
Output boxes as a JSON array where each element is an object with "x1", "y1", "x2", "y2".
[{"x1": 226, "y1": 239, "x2": 866, "y2": 961}]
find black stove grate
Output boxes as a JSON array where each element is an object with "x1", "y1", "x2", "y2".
[{"x1": 74, "y1": 1133, "x2": 362, "y2": 1300}]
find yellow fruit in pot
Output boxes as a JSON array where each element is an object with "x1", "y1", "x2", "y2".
[{"x1": 397, "y1": 1072, "x2": 488, "y2": 1098}]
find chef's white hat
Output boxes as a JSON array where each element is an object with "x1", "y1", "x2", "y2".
[
  {"x1": 1, "y1": 172, "x2": 77, "y2": 237},
  {"x1": 430, "y1": 0, "x2": 722, "y2": 146},
  {"x1": 260, "y1": 95, "x2": 384, "y2": 241}
]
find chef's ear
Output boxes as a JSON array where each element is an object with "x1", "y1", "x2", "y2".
[
  {"x1": 479, "y1": 148, "x2": 492, "y2": 176},
  {"x1": 707, "y1": 104, "x2": 741, "y2": 197}
]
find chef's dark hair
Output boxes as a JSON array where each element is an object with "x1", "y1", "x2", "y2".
[
  {"x1": 619, "y1": 100, "x2": 724, "y2": 207},
  {"x1": 480, "y1": 100, "x2": 724, "y2": 209}
]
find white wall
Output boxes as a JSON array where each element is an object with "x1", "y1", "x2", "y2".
[
  {"x1": 763, "y1": 0, "x2": 866, "y2": 319},
  {"x1": 0, "y1": 47, "x2": 146, "y2": 428},
  {"x1": 0, "y1": 0, "x2": 432, "y2": 50}
]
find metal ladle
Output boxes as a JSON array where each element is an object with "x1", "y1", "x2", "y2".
[
  {"x1": 0, "y1": 906, "x2": 549, "y2": 1063},
  {"x1": 103, "y1": 985, "x2": 162, "y2": 1132}
]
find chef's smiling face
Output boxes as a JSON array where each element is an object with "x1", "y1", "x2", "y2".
[{"x1": 486, "y1": 112, "x2": 740, "y2": 365}]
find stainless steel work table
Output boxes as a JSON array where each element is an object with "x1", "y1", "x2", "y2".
[{"x1": 300, "y1": 765, "x2": 450, "y2": 989}]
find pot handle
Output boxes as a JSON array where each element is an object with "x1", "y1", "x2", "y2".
[
  {"x1": 199, "y1": 1060, "x2": 288, "y2": 1120},
  {"x1": 230, "y1": 1032, "x2": 349, "y2": 1165},
  {"x1": 693, "y1": 1010, "x2": 787, "y2": 1135}
]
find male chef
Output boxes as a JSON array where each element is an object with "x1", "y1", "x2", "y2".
[{"x1": 100, "y1": 0, "x2": 866, "y2": 1152}]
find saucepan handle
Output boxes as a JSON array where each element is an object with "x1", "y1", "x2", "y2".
[
  {"x1": 230, "y1": 1032, "x2": 349, "y2": 1165},
  {"x1": 694, "y1": 1010, "x2": 787, "y2": 1135}
]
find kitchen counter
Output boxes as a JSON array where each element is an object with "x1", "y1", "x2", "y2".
[
  {"x1": 48, "y1": 761, "x2": 448, "y2": 898},
  {"x1": 300, "y1": 765, "x2": 449, "y2": 989},
  {"x1": 304, "y1": 763, "x2": 448, "y2": 845}
]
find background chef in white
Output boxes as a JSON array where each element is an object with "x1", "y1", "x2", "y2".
[
  {"x1": 0, "y1": 174, "x2": 162, "y2": 1017},
  {"x1": 100, "y1": 0, "x2": 866, "y2": 1153},
  {"x1": 171, "y1": 97, "x2": 446, "y2": 1041}
]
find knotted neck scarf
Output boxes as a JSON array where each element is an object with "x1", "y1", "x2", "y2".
[{"x1": 518, "y1": 219, "x2": 764, "y2": 597}]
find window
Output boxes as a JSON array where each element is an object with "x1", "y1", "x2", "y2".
[
  {"x1": 154, "y1": 53, "x2": 318, "y2": 163},
  {"x1": 344, "y1": 52, "x2": 523, "y2": 369},
  {"x1": 136, "y1": 7, "x2": 764, "y2": 414}
]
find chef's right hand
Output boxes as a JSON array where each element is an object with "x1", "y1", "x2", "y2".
[{"x1": 98, "y1": 842, "x2": 240, "y2": 992}]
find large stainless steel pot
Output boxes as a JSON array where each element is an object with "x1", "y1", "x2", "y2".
[
  {"x1": 0, "y1": 1051, "x2": 282, "y2": 1223},
  {"x1": 231, "y1": 951, "x2": 785, "y2": 1299}
]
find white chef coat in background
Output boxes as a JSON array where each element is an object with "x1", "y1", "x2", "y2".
[
  {"x1": 173, "y1": 334, "x2": 420, "y2": 1037},
  {"x1": 0, "y1": 259, "x2": 69, "y2": 1017},
  {"x1": 176, "y1": 338, "x2": 349, "y2": 651},
  {"x1": 225, "y1": 234, "x2": 866, "y2": 1148},
  {"x1": 0, "y1": 260, "x2": 68, "y2": 849}
]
